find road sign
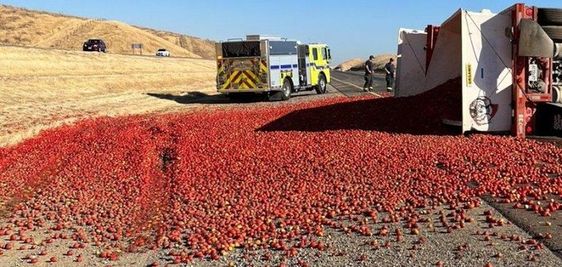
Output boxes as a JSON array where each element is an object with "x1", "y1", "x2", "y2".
[{"x1": 131, "y1": 43, "x2": 143, "y2": 55}]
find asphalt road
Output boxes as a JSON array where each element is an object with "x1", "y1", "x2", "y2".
[{"x1": 330, "y1": 70, "x2": 389, "y2": 98}]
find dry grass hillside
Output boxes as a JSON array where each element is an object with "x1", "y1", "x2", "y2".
[
  {"x1": 141, "y1": 28, "x2": 216, "y2": 60},
  {"x1": 0, "y1": 46, "x2": 216, "y2": 147},
  {"x1": 0, "y1": 5, "x2": 215, "y2": 59},
  {"x1": 337, "y1": 54, "x2": 397, "y2": 72}
]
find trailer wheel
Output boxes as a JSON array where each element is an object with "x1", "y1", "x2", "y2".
[
  {"x1": 542, "y1": 26, "x2": 562, "y2": 42},
  {"x1": 281, "y1": 78, "x2": 293, "y2": 100},
  {"x1": 538, "y1": 8, "x2": 562, "y2": 26},
  {"x1": 554, "y1": 86, "x2": 562, "y2": 103},
  {"x1": 315, "y1": 74, "x2": 327, "y2": 94}
]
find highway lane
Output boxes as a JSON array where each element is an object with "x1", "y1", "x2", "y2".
[{"x1": 330, "y1": 70, "x2": 390, "y2": 98}]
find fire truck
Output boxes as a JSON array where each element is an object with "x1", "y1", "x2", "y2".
[{"x1": 216, "y1": 35, "x2": 331, "y2": 100}]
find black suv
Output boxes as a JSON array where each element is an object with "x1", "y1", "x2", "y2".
[{"x1": 83, "y1": 39, "x2": 107, "y2": 52}]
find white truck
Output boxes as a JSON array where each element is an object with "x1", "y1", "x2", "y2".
[{"x1": 156, "y1": 49, "x2": 170, "y2": 57}]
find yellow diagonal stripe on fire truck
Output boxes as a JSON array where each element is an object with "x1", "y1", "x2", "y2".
[
  {"x1": 260, "y1": 60, "x2": 268, "y2": 73},
  {"x1": 235, "y1": 71, "x2": 256, "y2": 89},
  {"x1": 242, "y1": 70, "x2": 258, "y2": 84},
  {"x1": 248, "y1": 71, "x2": 258, "y2": 88},
  {"x1": 223, "y1": 70, "x2": 241, "y2": 89}
]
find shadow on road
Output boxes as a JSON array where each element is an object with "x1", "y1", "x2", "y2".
[
  {"x1": 146, "y1": 92, "x2": 264, "y2": 104},
  {"x1": 147, "y1": 91, "x2": 322, "y2": 105},
  {"x1": 258, "y1": 78, "x2": 463, "y2": 136}
]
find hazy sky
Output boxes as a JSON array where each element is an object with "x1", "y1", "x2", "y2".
[{"x1": 2, "y1": 0, "x2": 561, "y2": 63}]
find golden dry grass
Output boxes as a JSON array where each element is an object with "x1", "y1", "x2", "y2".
[
  {"x1": 0, "y1": 5, "x2": 215, "y2": 59},
  {"x1": 0, "y1": 46, "x2": 216, "y2": 147}
]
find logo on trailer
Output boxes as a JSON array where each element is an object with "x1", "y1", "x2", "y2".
[{"x1": 469, "y1": 97, "x2": 498, "y2": 126}]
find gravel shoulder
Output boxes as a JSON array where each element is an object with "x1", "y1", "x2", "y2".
[{"x1": 1, "y1": 203, "x2": 560, "y2": 266}]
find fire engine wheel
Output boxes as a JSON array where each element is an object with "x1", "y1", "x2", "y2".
[
  {"x1": 281, "y1": 78, "x2": 293, "y2": 100},
  {"x1": 542, "y1": 26, "x2": 562, "y2": 42},
  {"x1": 539, "y1": 8, "x2": 562, "y2": 26},
  {"x1": 315, "y1": 74, "x2": 327, "y2": 94}
]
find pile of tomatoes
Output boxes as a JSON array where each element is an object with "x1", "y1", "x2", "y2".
[{"x1": 0, "y1": 87, "x2": 560, "y2": 263}]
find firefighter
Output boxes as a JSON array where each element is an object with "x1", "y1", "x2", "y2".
[
  {"x1": 363, "y1": 55, "x2": 375, "y2": 92},
  {"x1": 384, "y1": 58, "x2": 395, "y2": 92}
]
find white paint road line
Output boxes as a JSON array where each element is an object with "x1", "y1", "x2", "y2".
[{"x1": 331, "y1": 77, "x2": 383, "y2": 98}]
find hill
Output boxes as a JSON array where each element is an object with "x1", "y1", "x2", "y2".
[
  {"x1": 0, "y1": 5, "x2": 215, "y2": 59},
  {"x1": 336, "y1": 54, "x2": 397, "y2": 72},
  {"x1": 140, "y1": 27, "x2": 216, "y2": 60}
]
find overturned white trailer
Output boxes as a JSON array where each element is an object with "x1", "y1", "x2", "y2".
[{"x1": 396, "y1": 4, "x2": 562, "y2": 137}]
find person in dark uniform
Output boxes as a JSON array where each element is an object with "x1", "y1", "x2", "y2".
[
  {"x1": 384, "y1": 58, "x2": 395, "y2": 92},
  {"x1": 363, "y1": 55, "x2": 375, "y2": 92}
]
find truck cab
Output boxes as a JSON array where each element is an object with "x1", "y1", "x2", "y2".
[{"x1": 305, "y1": 43, "x2": 332, "y2": 93}]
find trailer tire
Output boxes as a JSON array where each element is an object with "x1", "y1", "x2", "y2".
[
  {"x1": 281, "y1": 78, "x2": 293, "y2": 100},
  {"x1": 538, "y1": 8, "x2": 562, "y2": 26},
  {"x1": 554, "y1": 86, "x2": 562, "y2": 103},
  {"x1": 315, "y1": 74, "x2": 327, "y2": 94},
  {"x1": 542, "y1": 26, "x2": 562, "y2": 42}
]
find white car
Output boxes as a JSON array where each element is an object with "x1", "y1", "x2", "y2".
[{"x1": 156, "y1": 49, "x2": 170, "y2": 57}]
